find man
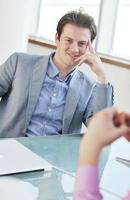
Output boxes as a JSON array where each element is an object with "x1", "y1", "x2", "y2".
[{"x1": 0, "y1": 11, "x2": 113, "y2": 137}]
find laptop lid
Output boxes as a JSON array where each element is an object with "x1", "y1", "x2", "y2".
[{"x1": 0, "y1": 139, "x2": 52, "y2": 175}]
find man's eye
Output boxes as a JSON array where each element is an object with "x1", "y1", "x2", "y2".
[
  {"x1": 66, "y1": 40, "x2": 71, "y2": 42},
  {"x1": 79, "y1": 43, "x2": 86, "y2": 47}
]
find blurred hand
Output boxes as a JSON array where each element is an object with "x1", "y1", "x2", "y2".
[
  {"x1": 79, "y1": 107, "x2": 130, "y2": 166},
  {"x1": 114, "y1": 112, "x2": 130, "y2": 141}
]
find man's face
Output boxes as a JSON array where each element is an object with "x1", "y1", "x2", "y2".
[{"x1": 55, "y1": 23, "x2": 91, "y2": 69}]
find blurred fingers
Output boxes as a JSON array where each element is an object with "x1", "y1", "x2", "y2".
[
  {"x1": 124, "y1": 134, "x2": 130, "y2": 141},
  {"x1": 115, "y1": 112, "x2": 130, "y2": 127},
  {"x1": 88, "y1": 40, "x2": 96, "y2": 54}
]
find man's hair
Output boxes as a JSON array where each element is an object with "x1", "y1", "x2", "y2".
[{"x1": 56, "y1": 11, "x2": 97, "y2": 42}]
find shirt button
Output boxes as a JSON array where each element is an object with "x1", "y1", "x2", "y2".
[
  {"x1": 48, "y1": 108, "x2": 52, "y2": 112},
  {"x1": 53, "y1": 93, "x2": 56, "y2": 97}
]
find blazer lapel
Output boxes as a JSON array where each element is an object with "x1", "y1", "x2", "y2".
[
  {"x1": 25, "y1": 55, "x2": 50, "y2": 128},
  {"x1": 62, "y1": 71, "x2": 82, "y2": 133}
]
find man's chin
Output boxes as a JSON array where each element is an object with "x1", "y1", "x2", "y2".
[
  {"x1": 72, "y1": 61, "x2": 80, "y2": 67},
  {"x1": 65, "y1": 57, "x2": 79, "y2": 67},
  {"x1": 67, "y1": 61, "x2": 77, "y2": 67}
]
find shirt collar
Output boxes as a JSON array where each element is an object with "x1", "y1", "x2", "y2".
[
  {"x1": 47, "y1": 54, "x2": 76, "y2": 82},
  {"x1": 47, "y1": 55, "x2": 59, "y2": 78}
]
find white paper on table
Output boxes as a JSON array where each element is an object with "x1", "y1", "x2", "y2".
[{"x1": 100, "y1": 137, "x2": 130, "y2": 199}]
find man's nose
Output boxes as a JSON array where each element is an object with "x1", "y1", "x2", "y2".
[{"x1": 70, "y1": 42, "x2": 79, "y2": 53}]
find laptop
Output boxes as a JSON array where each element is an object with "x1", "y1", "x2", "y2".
[{"x1": 0, "y1": 139, "x2": 52, "y2": 175}]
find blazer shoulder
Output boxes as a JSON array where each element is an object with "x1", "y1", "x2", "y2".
[
  {"x1": 8, "y1": 52, "x2": 50, "y2": 70},
  {"x1": 13, "y1": 52, "x2": 50, "y2": 62}
]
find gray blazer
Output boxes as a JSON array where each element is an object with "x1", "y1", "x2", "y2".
[{"x1": 0, "y1": 53, "x2": 113, "y2": 137}]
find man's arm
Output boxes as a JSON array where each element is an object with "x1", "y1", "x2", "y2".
[
  {"x1": 83, "y1": 82, "x2": 113, "y2": 126},
  {"x1": 0, "y1": 53, "x2": 17, "y2": 97},
  {"x1": 76, "y1": 40, "x2": 113, "y2": 126}
]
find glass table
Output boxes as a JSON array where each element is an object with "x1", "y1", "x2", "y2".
[{"x1": 7, "y1": 134, "x2": 110, "y2": 199}]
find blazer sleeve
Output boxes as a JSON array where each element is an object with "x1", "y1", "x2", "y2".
[
  {"x1": 83, "y1": 82, "x2": 114, "y2": 126},
  {"x1": 0, "y1": 53, "x2": 18, "y2": 97}
]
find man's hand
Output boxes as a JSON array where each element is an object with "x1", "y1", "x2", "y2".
[{"x1": 75, "y1": 40, "x2": 107, "y2": 84}]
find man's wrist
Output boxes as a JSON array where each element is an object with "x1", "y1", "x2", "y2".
[{"x1": 97, "y1": 74, "x2": 108, "y2": 84}]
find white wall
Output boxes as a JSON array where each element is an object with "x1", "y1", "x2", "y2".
[
  {"x1": 27, "y1": 42, "x2": 130, "y2": 113},
  {"x1": 28, "y1": 43, "x2": 55, "y2": 55},
  {"x1": 79, "y1": 63, "x2": 130, "y2": 112},
  {"x1": 0, "y1": 0, "x2": 40, "y2": 64}
]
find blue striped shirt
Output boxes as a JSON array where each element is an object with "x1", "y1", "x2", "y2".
[{"x1": 27, "y1": 56, "x2": 74, "y2": 136}]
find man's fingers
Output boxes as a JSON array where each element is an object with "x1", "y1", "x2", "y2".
[
  {"x1": 88, "y1": 40, "x2": 96, "y2": 54},
  {"x1": 74, "y1": 54, "x2": 89, "y2": 66}
]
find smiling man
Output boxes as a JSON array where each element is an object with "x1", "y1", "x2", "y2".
[{"x1": 0, "y1": 11, "x2": 113, "y2": 137}]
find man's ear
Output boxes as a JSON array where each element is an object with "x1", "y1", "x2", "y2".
[{"x1": 55, "y1": 33, "x2": 60, "y2": 43}]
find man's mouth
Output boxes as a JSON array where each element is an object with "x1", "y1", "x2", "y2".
[{"x1": 67, "y1": 53, "x2": 79, "y2": 60}]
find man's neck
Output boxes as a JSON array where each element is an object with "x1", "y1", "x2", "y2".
[{"x1": 53, "y1": 54, "x2": 75, "y2": 79}]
